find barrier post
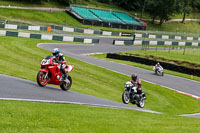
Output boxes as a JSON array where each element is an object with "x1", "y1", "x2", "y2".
[{"x1": 191, "y1": 75, "x2": 193, "y2": 80}]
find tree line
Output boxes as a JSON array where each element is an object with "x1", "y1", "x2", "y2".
[
  {"x1": 101, "y1": 0, "x2": 200, "y2": 25},
  {"x1": 8, "y1": 0, "x2": 200, "y2": 25}
]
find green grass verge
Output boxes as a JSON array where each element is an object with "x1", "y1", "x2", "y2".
[
  {"x1": 146, "y1": 21, "x2": 200, "y2": 33},
  {"x1": 1, "y1": 100, "x2": 200, "y2": 133},
  {"x1": 0, "y1": 8, "x2": 134, "y2": 33},
  {"x1": 0, "y1": 36, "x2": 200, "y2": 116},
  {"x1": 121, "y1": 48, "x2": 200, "y2": 67},
  {"x1": 0, "y1": 0, "x2": 66, "y2": 8},
  {"x1": 90, "y1": 53, "x2": 200, "y2": 82},
  {"x1": 170, "y1": 12, "x2": 200, "y2": 19}
]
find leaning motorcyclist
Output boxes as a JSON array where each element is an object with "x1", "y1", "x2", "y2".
[
  {"x1": 154, "y1": 62, "x2": 163, "y2": 71},
  {"x1": 52, "y1": 48, "x2": 67, "y2": 81},
  {"x1": 130, "y1": 74, "x2": 146, "y2": 99},
  {"x1": 130, "y1": 74, "x2": 143, "y2": 94}
]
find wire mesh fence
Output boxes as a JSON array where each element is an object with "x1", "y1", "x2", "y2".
[{"x1": 141, "y1": 45, "x2": 200, "y2": 56}]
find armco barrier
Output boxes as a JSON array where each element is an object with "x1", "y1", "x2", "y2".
[
  {"x1": 30, "y1": 33, "x2": 41, "y2": 39},
  {"x1": 0, "y1": 30, "x2": 99, "y2": 44},
  {"x1": 106, "y1": 53, "x2": 200, "y2": 76},
  {"x1": 2, "y1": 23, "x2": 200, "y2": 41},
  {"x1": 0, "y1": 23, "x2": 134, "y2": 37},
  {"x1": 113, "y1": 40, "x2": 134, "y2": 46},
  {"x1": 113, "y1": 39, "x2": 200, "y2": 46},
  {"x1": 6, "y1": 31, "x2": 18, "y2": 37},
  {"x1": 135, "y1": 33, "x2": 200, "y2": 41}
]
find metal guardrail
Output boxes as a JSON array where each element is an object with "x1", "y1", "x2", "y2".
[{"x1": 136, "y1": 30, "x2": 200, "y2": 37}]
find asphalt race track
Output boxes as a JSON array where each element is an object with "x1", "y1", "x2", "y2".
[
  {"x1": 1, "y1": 35, "x2": 200, "y2": 117},
  {"x1": 38, "y1": 42, "x2": 200, "y2": 118},
  {"x1": 0, "y1": 74, "x2": 158, "y2": 114},
  {"x1": 38, "y1": 43, "x2": 200, "y2": 98}
]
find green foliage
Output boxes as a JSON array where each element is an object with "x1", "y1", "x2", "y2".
[{"x1": 146, "y1": 0, "x2": 177, "y2": 25}]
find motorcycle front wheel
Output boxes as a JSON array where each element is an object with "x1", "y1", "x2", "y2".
[
  {"x1": 137, "y1": 98, "x2": 145, "y2": 108},
  {"x1": 157, "y1": 71, "x2": 164, "y2": 76},
  {"x1": 162, "y1": 72, "x2": 164, "y2": 76},
  {"x1": 122, "y1": 90, "x2": 130, "y2": 104},
  {"x1": 60, "y1": 75, "x2": 72, "y2": 91},
  {"x1": 37, "y1": 71, "x2": 48, "y2": 87}
]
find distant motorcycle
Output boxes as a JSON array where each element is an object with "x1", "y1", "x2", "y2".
[
  {"x1": 122, "y1": 81, "x2": 146, "y2": 108},
  {"x1": 37, "y1": 55, "x2": 74, "y2": 91},
  {"x1": 153, "y1": 66, "x2": 164, "y2": 76}
]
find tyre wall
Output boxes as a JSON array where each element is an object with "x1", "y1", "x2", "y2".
[{"x1": 106, "y1": 53, "x2": 200, "y2": 76}]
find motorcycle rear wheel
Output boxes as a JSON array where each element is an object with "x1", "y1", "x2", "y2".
[
  {"x1": 37, "y1": 71, "x2": 48, "y2": 87},
  {"x1": 60, "y1": 75, "x2": 72, "y2": 91},
  {"x1": 122, "y1": 90, "x2": 130, "y2": 104}
]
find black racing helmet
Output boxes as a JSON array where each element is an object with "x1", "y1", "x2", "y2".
[{"x1": 131, "y1": 74, "x2": 137, "y2": 82}]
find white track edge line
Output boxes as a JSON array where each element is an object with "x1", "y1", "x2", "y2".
[{"x1": 0, "y1": 98, "x2": 160, "y2": 114}]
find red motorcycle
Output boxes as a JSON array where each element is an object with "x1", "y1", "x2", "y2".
[{"x1": 37, "y1": 55, "x2": 74, "y2": 91}]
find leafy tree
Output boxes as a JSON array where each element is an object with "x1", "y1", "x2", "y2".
[
  {"x1": 178, "y1": 0, "x2": 200, "y2": 23},
  {"x1": 179, "y1": 0, "x2": 193, "y2": 23},
  {"x1": 146, "y1": 0, "x2": 177, "y2": 25}
]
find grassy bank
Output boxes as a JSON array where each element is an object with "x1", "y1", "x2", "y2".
[
  {"x1": 1, "y1": 7, "x2": 200, "y2": 33},
  {"x1": 146, "y1": 21, "x2": 200, "y2": 33},
  {"x1": 1, "y1": 100, "x2": 200, "y2": 133},
  {"x1": 0, "y1": 36, "x2": 200, "y2": 115},
  {"x1": 0, "y1": 0, "x2": 66, "y2": 8},
  {"x1": 0, "y1": 8, "x2": 134, "y2": 33},
  {"x1": 121, "y1": 48, "x2": 200, "y2": 68}
]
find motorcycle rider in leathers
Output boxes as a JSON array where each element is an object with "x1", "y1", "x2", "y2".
[
  {"x1": 155, "y1": 62, "x2": 163, "y2": 72},
  {"x1": 130, "y1": 74, "x2": 146, "y2": 98},
  {"x1": 52, "y1": 48, "x2": 67, "y2": 81}
]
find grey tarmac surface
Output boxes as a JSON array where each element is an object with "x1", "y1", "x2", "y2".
[
  {"x1": 1, "y1": 41, "x2": 200, "y2": 117},
  {"x1": 37, "y1": 42, "x2": 200, "y2": 118},
  {"x1": 0, "y1": 74, "x2": 159, "y2": 114},
  {"x1": 38, "y1": 43, "x2": 200, "y2": 98}
]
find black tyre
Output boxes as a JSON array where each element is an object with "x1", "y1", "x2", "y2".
[
  {"x1": 157, "y1": 71, "x2": 163, "y2": 76},
  {"x1": 60, "y1": 75, "x2": 72, "y2": 91},
  {"x1": 162, "y1": 72, "x2": 164, "y2": 76},
  {"x1": 122, "y1": 90, "x2": 130, "y2": 104},
  {"x1": 154, "y1": 70, "x2": 158, "y2": 75},
  {"x1": 136, "y1": 99, "x2": 145, "y2": 108},
  {"x1": 37, "y1": 71, "x2": 48, "y2": 87}
]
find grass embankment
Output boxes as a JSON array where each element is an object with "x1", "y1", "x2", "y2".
[
  {"x1": 1, "y1": 4, "x2": 200, "y2": 33},
  {"x1": 0, "y1": 8, "x2": 134, "y2": 33},
  {"x1": 0, "y1": 0, "x2": 66, "y2": 8},
  {"x1": 1, "y1": 100, "x2": 200, "y2": 133},
  {"x1": 90, "y1": 52, "x2": 200, "y2": 82},
  {"x1": 122, "y1": 49, "x2": 200, "y2": 68},
  {"x1": 146, "y1": 21, "x2": 200, "y2": 33},
  {"x1": 0, "y1": 36, "x2": 200, "y2": 115}
]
